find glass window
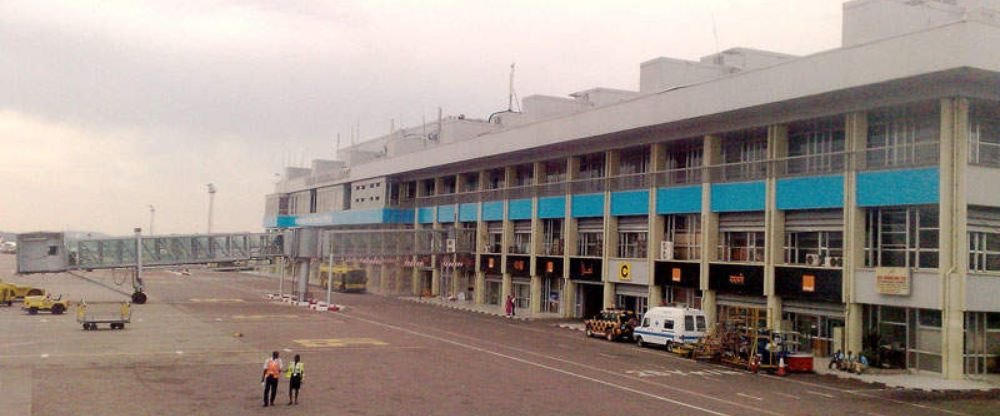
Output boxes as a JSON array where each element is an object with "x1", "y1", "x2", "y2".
[
  {"x1": 696, "y1": 315, "x2": 706, "y2": 332},
  {"x1": 969, "y1": 100, "x2": 1000, "y2": 167},
  {"x1": 787, "y1": 117, "x2": 846, "y2": 175},
  {"x1": 618, "y1": 147, "x2": 649, "y2": 175},
  {"x1": 720, "y1": 129, "x2": 768, "y2": 181},
  {"x1": 542, "y1": 219, "x2": 563, "y2": 256},
  {"x1": 865, "y1": 206, "x2": 939, "y2": 269},
  {"x1": 578, "y1": 231, "x2": 603, "y2": 257},
  {"x1": 664, "y1": 319, "x2": 674, "y2": 330},
  {"x1": 970, "y1": 231, "x2": 1000, "y2": 272},
  {"x1": 665, "y1": 214, "x2": 701, "y2": 260},
  {"x1": 663, "y1": 141, "x2": 703, "y2": 185},
  {"x1": 784, "y1": 231, "x2": 844, "y2": 266},
  {"x1": 685, "y1": 315, "x2": 695, "y2": 332},
  {"x1": 866, "y1": 102, "x2": 939, "y2": 169},
  {"x1": 617, "y1": 231, "x2": 648, "y2": 259},
  {"x1": 544, "y1": 159, "x2": 567, "y2": 184},
  {"x1": 579, "y1": 153, "x2": 605, "y2": 179},
  {"x1": 718, "y1": 231, "x2": 765, "y2": 262}
]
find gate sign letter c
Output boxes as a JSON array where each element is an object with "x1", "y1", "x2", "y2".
[{"x1": 619, "y1": 263, "x2": 631, "y2": 281}]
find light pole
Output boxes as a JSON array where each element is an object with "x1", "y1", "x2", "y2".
[
  {"x1": 148, "y1": 205, "x2": 155, "y2": 236},
  {"x1": 206, "y1": 183, "x2": 216, "y2": 234}
]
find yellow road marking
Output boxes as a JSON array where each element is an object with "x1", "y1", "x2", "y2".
[{"x1": 293, "y1": 338, "x2": 388, "y2": 348}]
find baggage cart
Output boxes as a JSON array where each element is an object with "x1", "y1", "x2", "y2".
[{"x1": 76, "y1": 301, "x2": 131, "y2": 330}]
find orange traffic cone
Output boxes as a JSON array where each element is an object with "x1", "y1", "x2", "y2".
[{"x1": 776, "y1": 356, "x2": 787, "y2": 377}]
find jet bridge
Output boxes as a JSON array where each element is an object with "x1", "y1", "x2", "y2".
[{"x1": 17, "y1": 230, "x2": 283, "y2": 304}]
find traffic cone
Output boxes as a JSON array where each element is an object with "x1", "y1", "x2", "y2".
[{"x1": 776, "y1": 356, "x2": 787, "y2": 377}]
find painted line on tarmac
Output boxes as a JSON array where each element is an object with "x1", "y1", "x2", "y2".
[
  {"x1": 737, "y1": 393, "x2": 763, "y2": 401},
  {"x1": 346, "y1": 310, "x2": 782, "y2": 416},
  {"x1": 758, "y1": 374, "x2": 971, "y2": 416},
  {"x1": 774, "y1": 392, "x2": 799, "y2": 400},
  {"x1": 806, "y1": 390, "x2": 835, "y2": 399},
  {"x1": 339, "y1": 312, "x2": 764, "y2": 416}
]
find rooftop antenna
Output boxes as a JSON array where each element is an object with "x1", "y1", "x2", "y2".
[
  {"x1": 710, "y1": 9, "x2": 721, "y2": 62},
  {"x1": 508, "y1": 62, "x2": 520, "y2": 112}
]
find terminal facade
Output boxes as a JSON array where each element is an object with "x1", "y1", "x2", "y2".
[{"x1": 264, "y1": 0, "x2": 1000, "y2": 379}]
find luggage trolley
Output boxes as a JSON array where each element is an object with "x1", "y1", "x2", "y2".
[{"x1": 76, "y1": 300, "x2": 132, "y2": 330}]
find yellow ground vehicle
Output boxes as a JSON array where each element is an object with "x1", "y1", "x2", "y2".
[
  {"x1": 0, "y1": 279, "x2": 45, "y2": 299},
  {"x1": 22, "y1": 294, "x2": 70, "y2": 315},
  {"x1": 0, "y1": 285, "x2": 15, "y2": 306},
  {"x1": 585, "y1": 309, "x2": 638, "y2": 342},
  {"x1": 319, "y1": 263, "x2": 367, "y2": 293}
]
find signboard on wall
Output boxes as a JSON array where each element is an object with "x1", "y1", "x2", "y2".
[
  {"x1": 654, "y1": 261, "x2": 701, "y2": 288},
  {"x1": 569, "y1": 258, "x2": 602, "y2": 282},
  {"x1": 774, "y1": 267, "x2": 842, "y2": 303},
  {"x1": 608, "y1": 260, "x2": 649, "y2": 285},
  {"x1": 875, "y1": 267, "x2": 910, "y2": 296},
  {"x1": 535, "y1": 257, "x2": 564, "y2": 278},
  {"x1": 507, "y1": 255, "x2": 531, "y2": 278},
  {"x1": 708, "y1": 263, "x2": 764, "y2": 296},
  {"x1": 480, "y1": 254, "x2": 501, "y2": 275}
]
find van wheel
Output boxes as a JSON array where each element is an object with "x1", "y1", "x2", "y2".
[
  {"x1": 585, "y1": 329, "x2": 593, "y2": 338},
  {"x1": 636, "y1": 336, "x2": 645, "y2": 348},
  {"x1": 606, "y1": 331, "x2": 615, "y2": 342},
  {"x1": 665, "y1": 341, "x2": 673, "y2": 351}
]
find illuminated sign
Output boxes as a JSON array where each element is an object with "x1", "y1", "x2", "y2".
[
  {"x1": 802, "y1": 274, "x2": 815, "y2": 293},
  {"x1": 728, "y1": 273, "x2": 745, "y2": 286},
  {"x1": 671, "y1": 267, "x2": 682, "y2": 283}
]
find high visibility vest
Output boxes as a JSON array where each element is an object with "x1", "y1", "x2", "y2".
[
  {"x1": 265, "y1": 359, "x2": 281, "y2": 378},
  {"x1": 285, "y1": 362, "x2": 304, "y2": 378}
]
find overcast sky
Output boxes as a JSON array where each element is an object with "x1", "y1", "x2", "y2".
[{"x1": 0, "y1": 0, "x2": 844, "y2": 236}]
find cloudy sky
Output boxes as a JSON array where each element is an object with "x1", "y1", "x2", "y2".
[{"x1": 0, "y1": 0, "x2": 844, "y2": 236}]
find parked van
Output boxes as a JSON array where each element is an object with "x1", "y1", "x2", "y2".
[{"x1": 633, "y1": 307, "x2": 707, "y2": 348}]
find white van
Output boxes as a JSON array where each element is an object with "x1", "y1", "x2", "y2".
[{"x1": 633, "y1": 307, "x2": 707, "y2": 348}]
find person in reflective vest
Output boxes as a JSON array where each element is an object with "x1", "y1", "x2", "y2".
[
  {"x1": 261, "y1": 351, "x2": 283, "y2": 407},
  {"x1": 286, "y1": 354, "x2": 304, "y2": 405}
]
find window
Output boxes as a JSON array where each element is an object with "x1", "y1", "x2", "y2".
[
  {"x1": 577, "y1": 232, "x2": 603, "y2": 257},
  {"x1": 617, "y1": 231, "x2": 647, "y2": 258},
  {"x1": 544, "y1": 159, "x2": 567, "y2": 184},
  {"x1": 664, "y1": 319, "x2": 674, "y2": 330},
  {"x1": 787, "y1": 117, "x2": 845, "y2": 175},
  {"x1": 461, "y1": 173, "x2": 479, "y2": 192},
  {"x1": 684, "y1": 316, "x2": 695, "y2": 332},
  {"x1": 866, "y1": 103, "x2": 939, "y2": 169},
  {"x1": 514, "y1": 164, "x2": 534, "y2": 187},
  {"x1": 969, "y1": 101, "x2": 1000, "y2": 167},
  {"x1": 784, "y1": 231, "x2": 843, "y2": 266},
  {"x1": 696, "y1": 315, "x2": 706, "y2": 332},
  {"x1": 718, "y1": 231, "x2": 765, "y2": 262},
  {"x1": 642, "y1": 317, "x2": 651, "y2": 328},
  {"x1": 970, "y1": 232, "x2": 1000, "y2": 272},
  {"x1": 542, "y1": 219, "x2": 563, "y2": 256},
  {"x1": 617, "y1": 217, "x2": 647, "y2": 259},
  {"x1": 511, "y1": 221, "x2": 531, "y2": 254},
  {"x1": 665, "y1": 214, "x2": 701, "y2": 260},
  {"x1": 421, "y1": 179, "x2": 435, "y2": 196},
  {"x1": 865, "y1": 206, "x2": 939, "y2": 269},
  {"x1": 663, "y1": 140, "x2": 703, "y2": 185},
  {"x1": 720, "y1": 129, "x2": 768, "y2": 181},
  {"x1": 579, "y1": 153, "x2": 605, "y2": 179},
  {"x1": 441, "y1": 176, "x2": 456, "y2": 194},
  {"x1": 486, "y1": 223, "x2": 502, "y2": 254},
  {"x1": 618, "y1": 147, "x2": 649, "y2": 175},
  {"x1": 486, "y1": 168, "x2": 505, "y2": 190},
  {"x1": 48, "y1": 246, "x2": 59, "y2": 256}
]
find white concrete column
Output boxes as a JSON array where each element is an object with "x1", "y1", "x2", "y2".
[
  {"x1": 843, "y1": 111, "x2": 868, "y2": 355},
  {"x1": 765, "y1": 124, "x2": 788, "y2": 329},
  {"x1": 940, "y1": 97, "x2": 969, "y2": 379},
  {"x1": 701, "y1": 134, "x2": 722, "y2": 326}
]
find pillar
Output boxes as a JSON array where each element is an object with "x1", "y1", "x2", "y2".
[
  {"x1": 940, "y1": 97, "x2": 969, "y2": 379},
  {"x1": 431, "y1": 268, "x2": 441, "y2": 297},
  {"x1": 474, "y1": 271, "x2": 486, "y2": 304},
  {"x1": 530, "y1": 276, "x2": 542, "y2": 313},
  {"x1": 298, "y1": 259, "x2": 310, "y2": 299},
  {"x1": 765, "y1": 124, "x2": 788, "y2": 329},
  {"x1": 701, "y1": 134, "x2": 722, "y2": 327},
  {"x1": 843, "y1": 111, "x2": 867, "y2": 356},
  {"x1": 649, "y1": 143, "x2": 667, "y2": 308}
]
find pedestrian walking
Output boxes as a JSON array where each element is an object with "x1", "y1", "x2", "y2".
[
  {"x1": 504, "y1": 295, "x2": 514, "y2": 317},
  {"x1": 286, "y1": 354, "x2": 304, "y2": 405},
  {"x1": 261, "y1": 351, "x2": 283, "y2": 407}
]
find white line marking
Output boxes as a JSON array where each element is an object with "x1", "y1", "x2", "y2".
[
  {"x1": 338, "y1": 313, "x2": 733, "y2": 416},
  {"x1": 175, "y1": 351, "x2": 184, "y2": 355},
  {"x1": 40, "y1": 319, "x2": 48, "y2": 323},
  {"x1": 598, "y1": 353, "x2": 617, "y2": 358},
  {"x1": 737, "y1": 393, "x2": 763, "y2": 401},
  {"x1": 40, "y1": 354, "x2": 49, "y2": 358},
  {"x1": 775, "y1": 392, "x2": 799, "y2": 400},
  {"x1": 283, "y1": 348, "x2": 292, "y2": 352},
  {"x1": 865, "y1": 412, "x2": 887, "y2": 416},
  {"x1": 806, "y1": 390, "x2": 835, "y2": 399},
  {"x1": 347, "y1": 309, "x2": 783, "y2": 416},
  {"x1": 761, "y1": 374, "x2": 970, "y2": 416}
]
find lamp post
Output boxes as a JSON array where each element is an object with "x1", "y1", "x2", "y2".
[
  {"x1": 206, "y1": 183, "x2": 216, "y2": 234},
  {"x1": 148, "y1": 205, "x2": 155, "y2": 236}
]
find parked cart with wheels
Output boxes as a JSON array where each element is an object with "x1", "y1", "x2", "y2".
[{"x1": 76, "y1": 301, "x2": 131, "y2": 330}]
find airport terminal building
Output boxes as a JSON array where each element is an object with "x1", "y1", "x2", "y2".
[{"x1": 264, "y1": 0, "x2": 1000, "y2": 379}]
